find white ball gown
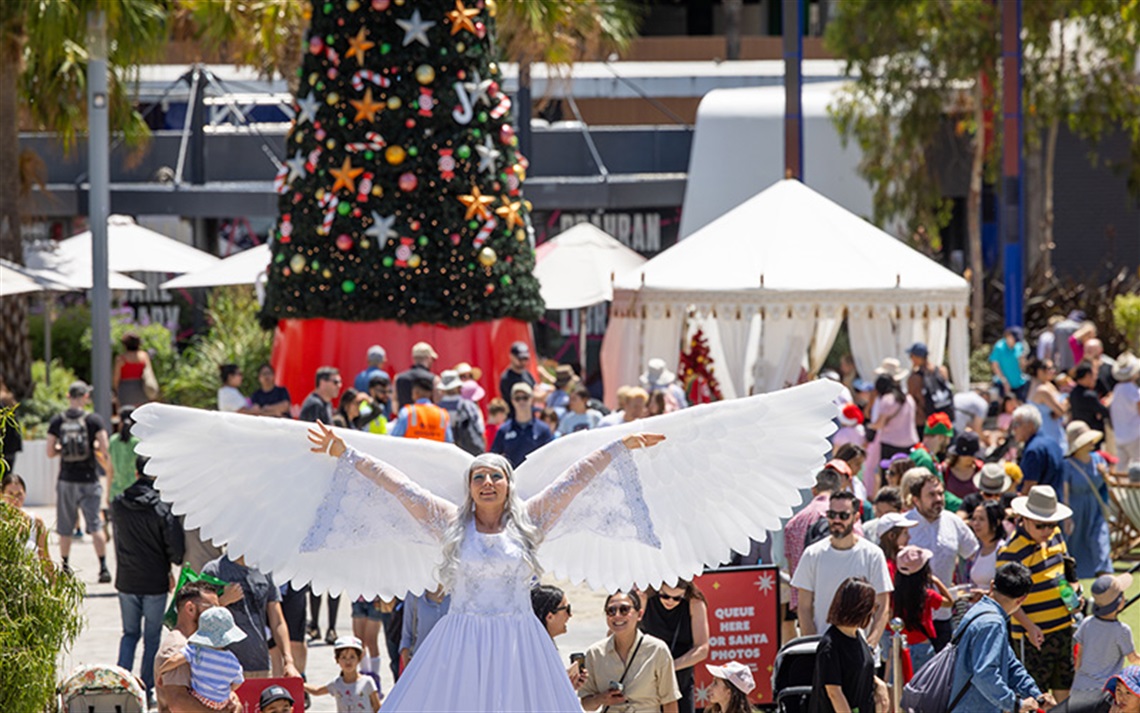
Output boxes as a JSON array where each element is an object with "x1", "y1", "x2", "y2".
[{"x1": 131, "y1": 380, "x2": 842, "y2": 712}]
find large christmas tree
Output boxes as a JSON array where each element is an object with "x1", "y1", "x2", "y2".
[{"x1": 261, "y1": 0, "x2": 544, "y2": 326}]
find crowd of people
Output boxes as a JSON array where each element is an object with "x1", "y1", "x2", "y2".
[{"x1": 3, "y1": 308, "x2": 1139, "y2": 712}]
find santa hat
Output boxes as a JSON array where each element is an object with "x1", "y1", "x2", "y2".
[
  {"x1": 923, "y1": 412, "x2": 954, "y2": 437},
  {"x1": 839, "y1": 403, "x2": 865, "y2": 427}
]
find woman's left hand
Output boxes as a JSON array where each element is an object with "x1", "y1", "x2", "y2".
[
  {"x1": 308, "y1": 421, "x2": 346, "y2": 458},
  {"x1": 622, "y1": 433, "x2": 666, "y2": 450}
]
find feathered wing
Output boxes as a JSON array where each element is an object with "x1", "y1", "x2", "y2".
[
  {"x1": 516, "y1": 380, "x2": 841, "y2": 592},
  {"x1": 132, "y1": 404, "x2": 474, "y2": 598}
]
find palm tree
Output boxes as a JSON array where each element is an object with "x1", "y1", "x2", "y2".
[{"x1": 0, "y1": 0, "x2": 166, "y2": 397}]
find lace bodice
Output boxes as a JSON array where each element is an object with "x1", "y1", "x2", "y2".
[{"x1": 450, "y1": 520, "x2": 535, "y2": 616}]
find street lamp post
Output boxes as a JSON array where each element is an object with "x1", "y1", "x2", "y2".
[
  {"x1": 87, "y1": 11, "x2": 112, "y2": 423},
  {"x1": 1001, "y1": 0, "x2": 1025, "y2": 328}
]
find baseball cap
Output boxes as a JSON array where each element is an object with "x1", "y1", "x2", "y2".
[
  {"x1": 877, "y1": 512, "x2": 918, "y2": 533},
  {"x1": 705, "y1": 661, "x2": 756, "y2": 695},
  {"x1": 259, "y1": 684, "x2": 294, "y2": 708},
  {"x1": 907, "y1": 342, "x2": 929, "y2": 358},
  {"x1": 411, "y1": 342, "x2": 438, "y2": 360},
  {"x1": 1091, "y1": 572, "x2": 1133, "y2": 617},
  {"x1": 511, "y1": 382, "x2": 533, "y2": 397},
  {"x1": 367, "y1": 345, "x2": 387, "y2": 363},
  {"x1": 68, "y1": 380, "x2": 92, "y2": 398},
  {"x1": 333, "y1": 634, "x2": 364, "y2": 653},
  {"x1": 824, "y1": 459, "x2": 853, "y2": 478},
  {"x1": 368, "y1": 371, "x2": 391, "y2": 387},
  {"x1": 510, "y1": 341, "x2": 530, "y2": 359}
]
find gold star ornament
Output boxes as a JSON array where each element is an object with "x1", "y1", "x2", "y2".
[
  {"x1": 458, "y1": 184, "x2": 495, "y2": 221},
  {"x1": 330, "y1": 157, "x2": 364, "y2": 193},
  {"x1": 350, "y1": 88, "x2": 384, "y2": 122},
  {"x1": 494, "y1": 196, "x2": 525, "y2": 229},
  {"x1": 345, "y1": 27, "x2": 375, "y2": 65},
  {"x1": 446, "y1": 0, "x2": 479, "y2": 35}
]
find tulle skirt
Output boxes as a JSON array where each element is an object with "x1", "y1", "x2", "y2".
[{"x1": 382, "y1": 611, "x2": 582, "y2": 712}]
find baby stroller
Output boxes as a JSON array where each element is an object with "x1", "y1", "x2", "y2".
[
  {"x1": 771, "y1": 635, "x2": 821, "y2": 713},
  {"x1": 57, "y1": 664, "x2": 146, "y2": 713}
]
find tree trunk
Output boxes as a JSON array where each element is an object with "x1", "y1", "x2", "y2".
[
  {"x1": 725, "y1": 0, "x2": 743, "y2": 60},
  {"x1": 968, "y1": 81, "x2": 985, "y2": 348},
  {"x1": 0, "y1": 27, "x2": 32, "y2": 399}
]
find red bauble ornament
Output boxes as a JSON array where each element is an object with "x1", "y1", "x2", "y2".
[
  {"x1": 398, "y1": 172, "x2": 418, "y2": 192},
  {"x1": 336, "y1": 234, "x2": 354, "y2": 251},
  {"x1": 499, "y1": 124, "x2": 514, "y2": 144}
]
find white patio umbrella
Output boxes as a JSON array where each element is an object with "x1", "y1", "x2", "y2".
[
  {"x1": 533, "y1": 222, "x2": 647, "y2": 369},
  {"x1": 160, "y1": 243, "x2": 270, "y2": 290},
  {"x1": 30, "y1": 214, "x2": 220, "y2": 279}
]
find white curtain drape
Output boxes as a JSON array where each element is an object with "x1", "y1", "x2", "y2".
[
  {"x1": 926, "y1": 305, "x2": 949, "y2": 368},
  {"x1": 947, "y1": 308, "x2": 971, "y2": 392},
  {"x1": 641, "y1": 302, "x2": 686, "y2": 385},
  {"x1": 809, "y1": 304, "x2": 844, "y2": 375},
  {"x1": 600, "y1": 294, "x2": 643, "y2": 409},
  {"x1": 895, "y1": 305, "x2": 927, "y2": 363},
  {"x1": 713, "y1": 304, "x2": 762, "y2": 399},
  {"x1": 758, "y1": 304, "x2": 816, "y2": 392},
  {"x1": 686, "y1": 306, "x2": 737, "y2": 399},
  {"x1": 848, "y1": 304, "x2": 898, "y2": 381}
]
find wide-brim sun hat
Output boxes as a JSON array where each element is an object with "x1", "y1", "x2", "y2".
[
  {"x1": 438, "y1": 370, "x2": 462, "y2": 392},
  {"x1": 460, "y1": 380, "x2": 485, "y2": 402},
  {"x1": 973, "y1": 462, "x2": 1013, "y2": 494},
  {"x1": 1010, "y1": 485, "x2": 1073, "y2": 523},
  {"x1": 1065, "y1": 420, "x2": 1104, "y2": 456},
  {"x1": 1112, "y1": 352, "x2": 1140, "y2": 382},
  {"x1": 705, "y1": 661, "x2": 756, "y2": 695},
  {"x1": 873, "y1": 358, "x2": 909, "y2": 382},
  {"x1": 640, "y1": 357, "x2": 676, "y2": 388},
  {"x1": 454, "y1": 361, "x2": 483, "y2": 381},
  {"x1": 188, "y1": 607, "x2": 247, "y2": 649}
]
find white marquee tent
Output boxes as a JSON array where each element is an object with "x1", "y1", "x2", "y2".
[{"x1": 602, "y1": 180, "x2": 971, "y2": 402}]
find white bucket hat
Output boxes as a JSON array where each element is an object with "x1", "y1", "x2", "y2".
[
  {"x1": 188, "y1": 607, "x2": 247, "y2": 649},
  {"x1": 873, "y1": 358, "x2": 909, "y2": 382},
  {"x1": 1112, "y1": 352, "x2": 1140, "y2": 382},
  {"x1": 1010, "y1": 485, "x2": 1073, "y2": 523},
  {"x1": 640, "y1": 358, "x2": 676, "y2": 389},
  {"x1": 439, "y1": 369, "x2": 462, "y2": 392}
]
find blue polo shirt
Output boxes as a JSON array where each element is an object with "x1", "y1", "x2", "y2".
[
  {"x1": 1020, "y1": 431, "x2": 1064, "y2": 490},
  {"x1": 490, "y1": 418, "x2": 553, "y2": 468},
  {"x1": 989, "y1": 339, "x2": 1027, "y2": 388}
]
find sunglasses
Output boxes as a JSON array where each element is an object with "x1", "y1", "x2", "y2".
[
  {"x1": 658, "y1": 593, "x2": 684, "y2": 603},
  {"x1": 555, "y1": 604, "x2": 572, "y2": 615},
  {"x1": 826, "y1": 510, "x2": 854, "y2": 521},
  {"x1": 512, "y1": 395, "x2": 531, "y2": 401},
  {"x1": 605, "y1": 604, "x2": 634, "y2": 617},
  {"x1": 1025, "y1": 520, "x2": 1055, "y2": 531}
]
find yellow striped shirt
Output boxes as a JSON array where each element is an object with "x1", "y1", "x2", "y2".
[{"x1": 997, "y1": 526, "x2": 1072, "y2": 636}]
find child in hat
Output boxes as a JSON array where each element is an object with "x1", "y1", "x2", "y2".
[
  {"x1": 183, "y1": 607, "x2": 247, "y2": 709},
  {"x1": 304, "y1": 635, "x2": 381, "y2": 712},
  {"x1": 704, "y1": 660, "x2": 755, "y2": 713},
  {"x1": 1073, "y1": 573, "x2": 1140, "y2": 692},
  {"x1": 258, "y1": 685, "x2": 295, "y2": 713},
  {"x1": 892, "y1": 545, "x2": 953, "y2": 673}
]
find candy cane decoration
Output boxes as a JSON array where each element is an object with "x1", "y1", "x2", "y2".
[
  {"x1": 473, "y1": 217, "x2": 497, "y2": 248},
  {"x1": 489, "y1": 94, "x2": 511, "y2": 120},
  {"x1": 346, "y1": 132, "x2": 386, "y2": 153},
  {"x1": 452, "y1": 81, "x2": 474, "y2": 124},
  {"x1": 351, "y1": 70, "x2": 391, "y2": 92},
  {"x1": 356, "y1": 172, "x2": 374, "y2": 203},
  {"x1": 319, "y1": 199, "x2": 338, "y2": 236},
  {"x1": 273, "y1": 165, "x2": 290, "y2": 194}
]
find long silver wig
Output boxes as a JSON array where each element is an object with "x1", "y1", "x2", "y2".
[{"x1": 437, "y1": 453, "x2": 544, "y2": 588}]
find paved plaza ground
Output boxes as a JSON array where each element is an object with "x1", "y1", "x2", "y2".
[{"x1": 42, "y1": 504, "x2": 612, "y2": 712}]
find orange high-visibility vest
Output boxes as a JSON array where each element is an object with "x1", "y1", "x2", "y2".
[{"x1": 404, "y1": 403, "x2": 450, "y2": 442}]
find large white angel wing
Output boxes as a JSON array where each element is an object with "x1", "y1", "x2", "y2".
[
  {"x1": 517, "y1": 380, "x2": 841, "y2": 592},
  {"x1": 131, "y1": 404, "x2": 474, "y2": 598}
]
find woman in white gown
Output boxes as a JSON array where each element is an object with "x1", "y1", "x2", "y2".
[
  {"x1": 133, "y1": 380, "x2": 843, "y2": 712},
  {"x1": 308, "y1": 422, "x2": 662, "y2": 711}
]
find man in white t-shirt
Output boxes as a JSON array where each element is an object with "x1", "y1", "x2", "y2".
[
  {"x1": 791, "y1": 491, "x2": 893, "y2": 648},
  {"x1": 905, "y1": 470, "x2": 979, "y2": 650}
]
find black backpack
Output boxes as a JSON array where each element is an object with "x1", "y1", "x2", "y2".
[
  {"x1": 451, "y1": 401, "x2": 486, "y2": 456},
  {"x1": 803, "y1": 517, "x2": 830, "y2": 550},
  {"x1": 59, "y1": 412, "x2": 91, "y2": 463},
  {"x1": 921, "y1": 368, "x2": 956, "y2": 421}
]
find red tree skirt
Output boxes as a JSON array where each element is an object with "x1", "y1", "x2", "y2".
[{"x1": 271, "y1": 317, "x2": 536, "y2": 408}]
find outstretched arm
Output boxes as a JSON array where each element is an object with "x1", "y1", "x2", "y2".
[
  {"x1": 525, "y1": 433, "x2": 664, "y2": 532},
  {"x1": 308, "y1": 422, "x2": 458, "y2": 536}
]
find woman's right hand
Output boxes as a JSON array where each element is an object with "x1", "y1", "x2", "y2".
[{"x1": 307, "y1": 421, "x2": 346, "y2": 458}]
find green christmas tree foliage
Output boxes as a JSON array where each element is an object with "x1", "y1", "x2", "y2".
[{"x1": 261, "y1": 0, "x2": 545, "y2": 326}]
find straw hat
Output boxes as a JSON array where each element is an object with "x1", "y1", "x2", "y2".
[
  {"x1": 1064, "y1": 420, "x2": 1104, "y2": 457},
  {"x1": 873, "y1": 358, "x2": 909, "y2": 382},
  {"x1": 1010, "y1": 485, "x2": 1073, "y2": 523},
  {"x1": 1112, "y1": 352, "x2": 1140, "y2": 382}
]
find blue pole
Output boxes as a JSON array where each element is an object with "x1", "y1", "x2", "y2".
[{"x1": 1001, "y1": 0, "x2": 1024, "y2": 328}]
